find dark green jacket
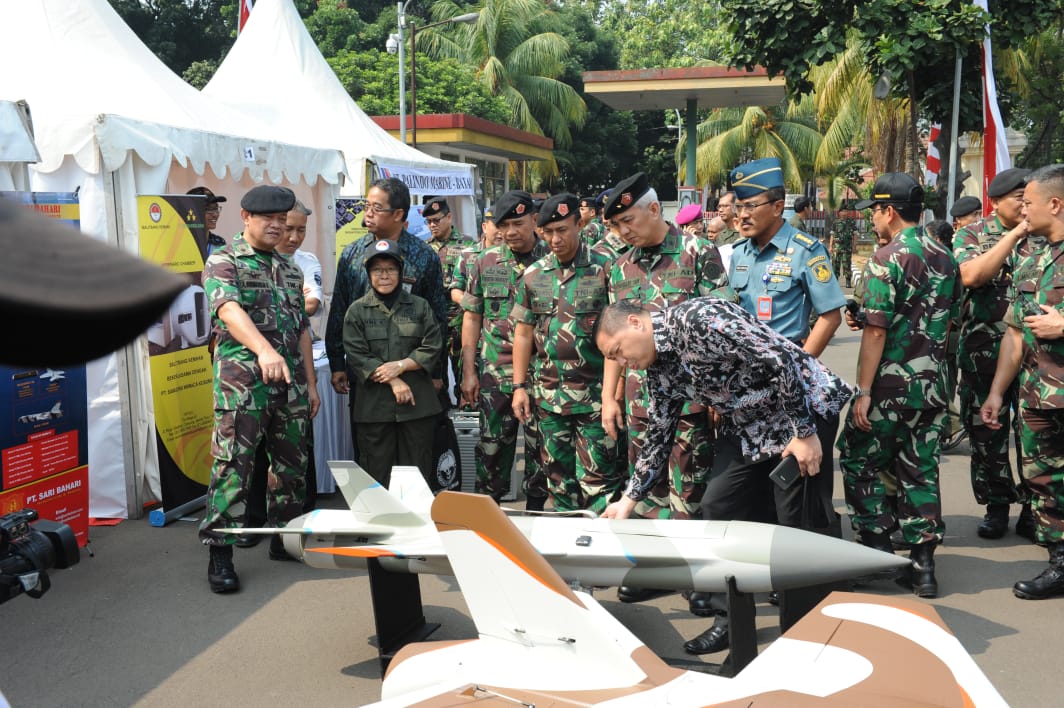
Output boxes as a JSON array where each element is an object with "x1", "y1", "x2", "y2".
[{"x1": 343, "y1": 290, "x2": 442, "y2": 423}]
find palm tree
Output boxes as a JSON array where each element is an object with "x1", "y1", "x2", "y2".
[
  {"x1": 420, "y1": 0, "x2": 586, "y2": 152},
  {"x1": 686, "y1": 101, "x2": 822, "y2": 191}
]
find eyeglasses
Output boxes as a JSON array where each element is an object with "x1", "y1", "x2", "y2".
[
  {"x1": 360, "y1": 201, "x2": 396, "y2": 214},
  {"x1": 733, "y1": 199, "x2": 776, "y2": 215},
  {"x1": 369, "y1": 267, "x2": 400, "y2": 276},
  {"x1": 425, "y1": 216, "x2": 447, "y2": 225}
]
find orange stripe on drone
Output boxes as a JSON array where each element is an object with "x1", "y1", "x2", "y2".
[
  {"x1": 476, "y1": 531, "x2": 568, "y2": 598},
  {"x1": 306, "y1": 547, "x2": 397, "y2": 557}
]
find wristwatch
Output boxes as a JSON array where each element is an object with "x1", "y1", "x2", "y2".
[
  {"x1": 514, "y1": 381, "x2": 529, "y2": 390},
  {"x1": 853, "y1": 386, "x2": 870, "y2": 399}
]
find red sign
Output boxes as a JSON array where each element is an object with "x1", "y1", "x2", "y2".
[{"x1": 0, "y1": 466, "x2": 90, "y2": 546}]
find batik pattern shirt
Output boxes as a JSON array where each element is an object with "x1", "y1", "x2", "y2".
[{"x1": 628, "y1": 298, "x2": 852, "y2": 501}]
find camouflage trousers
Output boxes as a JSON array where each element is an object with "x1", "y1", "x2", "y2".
[
  {"x1": 446, "y1": 313, "x2": 464, "y2": 404},
  {"x1": 838, "y1": 406, "x2": 946, "y2": 545},
  {"x1": 537, "y1": 409, "x2": 625, "y2": 513},
  {"x1": 960, "y1": 369, "x2": 1020, "y2": 506},
  {"x1": 199, "y1": 405, "x2": 308, "y2": 545},
  {"x1": 1018, "y1": 407, "x2": 1064, "y2": 545},
  {"x1": 628, "y1": 412, "x2": 711, "y2": 519},
  {"x1": 475, "y1": 375, "x2": 543, "y2": 501},
  {"x1": 832, "y1": 250, "x2": 852, "y2": 287}
]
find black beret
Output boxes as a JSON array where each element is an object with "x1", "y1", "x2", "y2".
[
  {"x1": 240, "y1": 185, "x2": 296, "y2": 214},
  {"x1": 186, "y1": 186, "x2": 227, "y2": 204},
  {"x1": 603, "y1": 173, "x2": 651, "y2": 219},
  {"x1": 537, "y1": 193, "x2": 581, "y2": 227},
  {"x1": 422, "y1": 196, "x2": 449, "y2": 218},
  {"x1": 949, "y1": 196, "x2": 982, "y2": 218},
  {"x1": 0, "y1": 198, "x2": 185, "y2": 366},
  {"x1": 855, "y1": 173, "x2": 923, "y2": 210},
  {"x1": 987, "y1": 168, "x2": 1031, "y2": 198},
  {"x1": 491, "y1": 190, "x2": 534, "y2": 224},
  {"x1": 578, "y1": 195, "x2": 599, "y2": 211}
]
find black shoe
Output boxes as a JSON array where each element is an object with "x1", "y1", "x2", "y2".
[
  {"x1": 767, "y1": 590, "x2": 780, "y2": 606},
  {"x1": 207, "y1": 545, "x2": 240, "y2": 593},
  {"x1": 684, "y1": 619, "x2": 730, "y2": 654},
  {"x1": 234, "y1": 533, "x2": 262, "y2": 548},
  {"x1": 268, "y1": 536, "x2": 297, "y2": 562},
  {"x1": 525, "y1": 495, "x2": 547, "y2": 512},
  {"x1": 896, "y1": 543, "x2": 937, "y2": 598},
  {"x1": 977, "y1": 504, "x2": 1010, "y2": 540},
  {"x1": 1016, "y1": 504, "x2": 1037, "y2": 542},
  {"x1": 1014, "y1": 543, "x2": 1064, "y2": 599},
  {"x1": 688, "y1": 591, "x2": 714, "y2": 617},
  {"x1": 617, "y1": 586, "x2": 669, "y2": 603}
]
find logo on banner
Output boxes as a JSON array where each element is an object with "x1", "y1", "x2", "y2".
[{"x1": 149, "y1": 203, "x2": 163, "y2": 223}]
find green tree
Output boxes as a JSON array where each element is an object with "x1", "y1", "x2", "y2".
[
  {"x1": 419, "y1": 0, "x2": 587, "y2": 150},
  {"x1": 593, "y1": 0, "x2": 733, "y2": 70},
  {"x1": 110, "y1": 0, "x2": 235, "y2": 74}
]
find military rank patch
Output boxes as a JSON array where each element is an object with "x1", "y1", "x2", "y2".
[
  {"x1": 794, "y1": 233, "x2": 816, "y2": 247},
  {"x1": 813, "y1": 262, "x2": 833, "y2": 283},
  {"x1": 807, "y1": 254, "x2": 828, "y2": 267},
  {"x1": 621, "y1": 192, "x2": 633, "y2": 206}
]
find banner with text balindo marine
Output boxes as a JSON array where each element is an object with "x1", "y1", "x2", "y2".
[
  {"x1": 137, "y1": 195, "x2": 213, "y2": 511},
  {"x1": 374, "y1": 161, "x2": 475, "y2": 196}
]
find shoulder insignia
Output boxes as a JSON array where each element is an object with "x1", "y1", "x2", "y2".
[
  {"x1": 807, "y1": 254, "x2": 828, "y2": 267},
  {"x1": 813, "y1": 262, "x2": 833, "y2": 283},
  {"x1": 793, "y1": 232, "x2": 816, "y2": 247}
]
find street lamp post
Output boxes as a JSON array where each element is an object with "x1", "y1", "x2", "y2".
[{"x1": 392, "y1": 7, "x2": 479, "y2": 147}]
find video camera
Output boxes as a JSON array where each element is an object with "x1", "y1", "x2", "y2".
[
  {"x1": 845, "y1": 298, "x2": 866, "y2": 328},
  {"x1": 0, "y1": 508, "x2": 79, "y2": 604}
]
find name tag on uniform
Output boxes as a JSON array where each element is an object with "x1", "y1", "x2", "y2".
[{"x1": 757, "y1": 296, "x2": 772, "y2": 320}]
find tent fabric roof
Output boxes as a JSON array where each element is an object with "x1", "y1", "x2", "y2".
[
  {"x1": 0, "y1": 0, "x2": 346, "y2": 185},
  {"x1": 204, "y1": 0, "x2": 474, "y2": 194},
  {"x1": 0, "y1": 101, "x2": 40, "y2": 164}
]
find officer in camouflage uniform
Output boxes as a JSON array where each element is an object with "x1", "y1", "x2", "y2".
[
  {"x1": 511, "y1": 194, "x2": 624, "y2": 512},
  {"x1": 829, "y1": 217, "x2": 855, "y2": 288},
  {"x1": 594, "y1": 216, "x2": 631, "y2": 261},
  {"x1": 424, "y1": 196, "x2": 472, "y2": 400},
  {"x1": 603, "y1": 172, "x2": 732, "y2": 528},
  {"x1": 714, "y1": 190, "x2": 742, "y2": 247},
  {"x1": 198, "y1": 185, "x2": 320, "y2": 594},
  {"x1": 982, "y1": 164, "x2": 1064, "y2": 600},
  {"x1": 839, "y1": 173, "x2": 960, "y2": 599},
  {"x1": 461, "y1": 190, "x2": 548, "y2": 507},
  {"x1": 952, "y1": 168, "x2": 1037, "y2": 540},
  {"x1": 578, "y1": 194, "x2": 605, "y2": 246}
]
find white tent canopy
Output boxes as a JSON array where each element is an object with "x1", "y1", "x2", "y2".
[
  {"x1": 0, "y1": 0, "x2": 348, "y2": 518},
  {"x1": 0, "y1": 100, "x2": 40, "y2": 190},
  {"x1": 203, "y1": 0, "x2": 475, "y2": 199}
]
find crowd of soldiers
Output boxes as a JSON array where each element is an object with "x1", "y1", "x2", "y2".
[{"x1": 198, "y1": 157, "x2": 1064, "y2": 658}]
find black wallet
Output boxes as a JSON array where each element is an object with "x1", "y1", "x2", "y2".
[{"x1": 769, "y1": 455, "x2": 802, "y2": 490}]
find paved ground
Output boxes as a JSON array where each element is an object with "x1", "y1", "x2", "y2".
[{"x1": 3, "y1": 321, "x2": 1063, "y2": 707}]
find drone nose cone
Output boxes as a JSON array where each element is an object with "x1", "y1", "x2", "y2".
[{"x1": 769, "y1": 525, "x2": 911, "y2": 590}]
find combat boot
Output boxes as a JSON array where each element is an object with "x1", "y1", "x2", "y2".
[
  {"x1": 977, "y1": 504, "x2": 1009, "y2": 539},
  {"x1": 269, "y1": 535, "x2": 297, "y2": 561},
  {"x1": 1013, "y1": 543, "x2": 1064, "y2": 600},
  {"x1": 903, "y1": 543, "x2": 938, "y2": 598},
  {"x1": 207, "y1": 544, "x2": 239, "y2": 593},
  {"x1": 853, "y1": 530, "x2": 899, "y2": 584},
  {"x1": 525, "y1": 495, "x2": 547, "y2": 512},
  {"x1": 1016, "y1": 503, "x2": 1036, "y2": 542}
]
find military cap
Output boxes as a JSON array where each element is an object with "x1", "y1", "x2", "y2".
[
  {"x1": 675, "y1": 203, "x2": 703, "y2": 226},
  {"x1": 987, "y1": 168, "x2": 1031, "y2": 198},
  {"x1": 0, "y1": 198, "x2": 185, "y2": 366},
  {"x1": 793, "y1": 195, "x2": 812, "y2": 213},
  {"x1": 595, "y1": 189, "x2": 611, "y2": 210},
  {"x1": 579, "y1": 195, "x2": 601, "y2": 213},
  {"x1": 603, "y1": 173, "x2": 651, "y2": 219},
  {"x1": 186, "y1": 186, "x2": 227, "y2": 204},
  {"x1": 422, "y1": 196, "x2": 450, "y2": 218},
  {"x1": 537, "y1": 193, "x2": 581, "y2": 227},
  {"x1": 531, "y1": 197, "x2": 544, "y2": 213},
  {"x1": 949, "y1": 196, "x2": 982, "y2": 218},
  {"x1": 240, "y1": 185, "x2": 296, "y2": 214},
  {"x1": 730, "y1": 158, "x2": 784, "y2": 200},
  {"x1": 491, "y1": 190, "x2": 534, "y2": 224},
  {"x1": 483, "y1": 205, "x2": 494, "y2": 221},
  {"x1": 364, "y1": 238, "x2": 404, "y2": 273},
  {"x1": 855, "y1": 173, "x2": 923, "y2": 209}
]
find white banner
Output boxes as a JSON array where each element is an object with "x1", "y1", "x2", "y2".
[{"x1": 374, "y1": 161, "x2": 475, "y2": 196}]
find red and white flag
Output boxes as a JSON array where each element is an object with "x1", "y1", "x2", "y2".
[
  {"x1": 238, "y1": 0, "x2": 253, "y2": 34},
  {"x1": 975, "y1": 0, "x2": 1010, "y2": 215},
  {"x1": 925, "y1": 122, "x2": 941, "y2": 188}
]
